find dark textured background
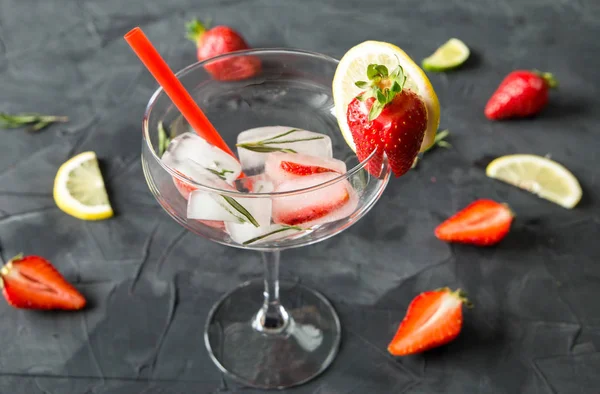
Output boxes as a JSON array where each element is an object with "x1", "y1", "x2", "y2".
[{"x1": 1, "y1": 0, "x2": 600, "y2": 393}]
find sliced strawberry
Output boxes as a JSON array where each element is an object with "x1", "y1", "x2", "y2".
[
  {"x1": 388, "y1": 288, "x2": 470, "y2": 356},
  {"x1": 435, "y1": 199, "x2": 514, "y2": 246},
  {"x1": 173, "y1": 177, "x2": 197, "y2": 199},
  {"x1": 275, "y1": 191, "x2": 350, "y2": 225},
  {"x1": 280, "y1": 161, "x2": 338, "y2": 176},
  {"x1": 0, "y1": 255, "x2": 86, "y2": 310}
]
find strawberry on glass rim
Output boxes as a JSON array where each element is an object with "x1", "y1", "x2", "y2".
[{"x1": 333, "y1": 41, "x2": 440, "y2": 177}]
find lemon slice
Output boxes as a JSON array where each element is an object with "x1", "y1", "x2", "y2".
[
  {"x1": 53, "y1": 151, "x2": 113, "y2": 220},
  {"x1": 486, "y1": 154, "x2": 582, "y2": 209},
  {"x1": 332, "y1": 41, "x2": 440, "y2": 152},
  {"x1": 422, "y1": 38, "x2": 470, "y2": 72}
]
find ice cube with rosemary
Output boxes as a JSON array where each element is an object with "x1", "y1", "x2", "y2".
[
  {"x1": 187, "y1": 190, "x2": 272, "y2": 227},
  {"x1": 226, "y1": 222, "x2": 306, "y2": 245},
  {"x1": 162, "y1": 132, "x2": 241, "y2": 185},
  {"x1": 236, "y1": 126, "x2": 333, "y2": 172}
]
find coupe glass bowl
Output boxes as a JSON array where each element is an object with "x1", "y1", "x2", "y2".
[{"x1": 141, "y1": 49, "x2": 391, "y2": 389}]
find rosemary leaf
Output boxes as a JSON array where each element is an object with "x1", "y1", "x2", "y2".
[
  {"x1": 261, "y1": 136, "x2": 325, "y2": 145},
  {"x1": 157, "y1": 121, "x2": 171, "y2": 156},
  {"x1": 260, "y1": 128, "x2": 301, "y2": 142},
  {"x1": 221, "y1": 195, "x2": 259, "y2": 227},
  {"x1": 236, "y1": 144, "x2": 297, "y2": 153},
  {"x1": 0, "y1": 112, "x2": 68, "y2": 131},
  {"x1": 206, "y1": 167, "x2": 234, "y2": 180},
  {"x1": 243, "y1": 226, "x2": 303, "y2": 245}
]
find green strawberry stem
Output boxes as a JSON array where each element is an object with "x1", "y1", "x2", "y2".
[
  {"x1": 186, "y1": 19, "x2": 209, "y2": 43},
  {"x1": 354, "y1": 62, "x2": 407, "y2": 121},
  {"x1": 533, "y1": 70, "x2": 558, "y2": 89}
]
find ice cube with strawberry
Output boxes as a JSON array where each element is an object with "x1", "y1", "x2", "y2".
[
  {"x1": 272, "y1": 172, "x2": 358, "y2": 227},
  {"x1": 162, "y1": 132, "x2": 241, "y2": 199}
]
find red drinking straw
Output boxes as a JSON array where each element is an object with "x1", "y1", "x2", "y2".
[{"x1": 124, "y1": 27, "x2": 236, "y2": 158}]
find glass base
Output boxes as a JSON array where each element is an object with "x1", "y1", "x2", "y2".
[{"x1": 204, "y1": 279, "x2": 341, "y2": 389}]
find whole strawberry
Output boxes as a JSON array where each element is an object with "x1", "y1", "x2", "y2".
[
  {"x1": 186, "y1": 19, "x2": 260, "y2": 81},
  {"x1": 347, "y1": 64, "x2": 428, "y2": 177},
  {"x1": 485, "y1": 70, "x2": 557, "y2": 120}
]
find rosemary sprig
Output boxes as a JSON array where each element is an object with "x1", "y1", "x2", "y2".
[
  {"x1": 221, "y1": 195, "x2": 259, "y2": 227},
  {"x1": 206, "y1": 168, "x2": 234, "y2": 181},
  {"x1": 0, "y1": 112, "x2": 68, "y2": 131},
  {"x1": 424, "y1": 129, "x2": 451, "y2": 152},
  {"x1": 243, "y1": 225, "x2": 303, "y2": 245},
  {"x1": 235, "y1": 145, "x2": 297, "y2": 153},
  {"x1": 236, "y1": 128, "x2": 324, "y2": 154},
  {"x1": 412, "y1": 130, "x2": 451, "y2": 169},
  {"x1": 157, "y1": 121, "x2": 171, "y2": 156}
]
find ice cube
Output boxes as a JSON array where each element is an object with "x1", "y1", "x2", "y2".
[
  {"x1": 233, "y1": 173, "x2": 275, "y2": 193},
  {"x1": 225, "y1": 222, "x2": 306, "y2": 245},
  {"x1": 236, "y1": 126, "x2": 332, "y2": 172},
  {"x1": 162, "y1": 132, "x2": 241, "y2": 185},
  {"x1": 272, "y1": 173, "x2": 358, "y2": 227},
  {"x1": 172, "y1": 160, "x2": 232, "y2": 199},
  {"x1": 187, "y1": 190, "x2": 272, "y2": 227},
  {"x1": 264, "y1": 152, "x2": 347, "y2": 183}
]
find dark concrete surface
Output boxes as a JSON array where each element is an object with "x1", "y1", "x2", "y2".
[{"x1": 1, "y1": 0, "x2": 599, "y2": 392}]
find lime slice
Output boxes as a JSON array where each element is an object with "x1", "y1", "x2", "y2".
[
  {"x1": 422, "y1": 38, "x2": 470, "y2": 72},
  {"x1": 486, "y1": 154, "x2": 582, "y2": 209},
  {"x1": 332, "y1": 40, "x2": 440, "y2": 153},
  {"x1": 53, "y1": 151, "x2": 113, "y2": 220}
]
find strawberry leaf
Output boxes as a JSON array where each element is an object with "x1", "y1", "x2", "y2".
[
  {"x1": 367, "y1": 64, "x2": 379, "y2": 79},
  {"x1": 375, "y1": 65, "x2": 388, "y2": 77},
  {"x1": 355, "y1": 81, "x2": 369, "y2": 89}
]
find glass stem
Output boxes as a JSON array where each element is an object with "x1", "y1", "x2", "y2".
[{"x1": 253, "y1": 250, "x2": 289, "y2": 333}]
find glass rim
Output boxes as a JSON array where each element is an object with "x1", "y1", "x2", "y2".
[{"x1": 142, "y1": 47, "x2": 385, "y2": 198}]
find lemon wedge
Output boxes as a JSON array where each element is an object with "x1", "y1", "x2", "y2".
[
  {"x1": 332, "y1": 41, "x2": 440, "y2": 152},
  {"x1": 53, "y1": 151, "x2": 113, "y2": 220},
  {"x1": 486, "y1": 154, "x2": 582, "y2": 209},
  {"x1": 422, "y1": 38, "x2": 470, "y2": 72}
]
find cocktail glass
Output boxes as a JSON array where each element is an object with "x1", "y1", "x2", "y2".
[{"x1": 141, "y1": 49, "x2": 390, "y2": 389}]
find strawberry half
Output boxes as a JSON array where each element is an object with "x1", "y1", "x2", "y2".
[
  {"x1": 347, "y1": 64, "x2": 428, "y2": 177},
  {"x1": 484, "y1": 70, "x2": 557, "y2": 120},
  {"x1": 280, "y1": 161, "x2": 337, "y2": 176},
  {"x1": 186, "y1": 19, "x2": 260, "y2": 81},
  {"x1": 0, "y1": 255, "x2": 86, "y2": 310},
  {"x1": 388, "y1": 288, "x2": 471, "y2": 356},
  {"x1": 435, "y1": 199, "x2": 514, "y2": 246}
]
